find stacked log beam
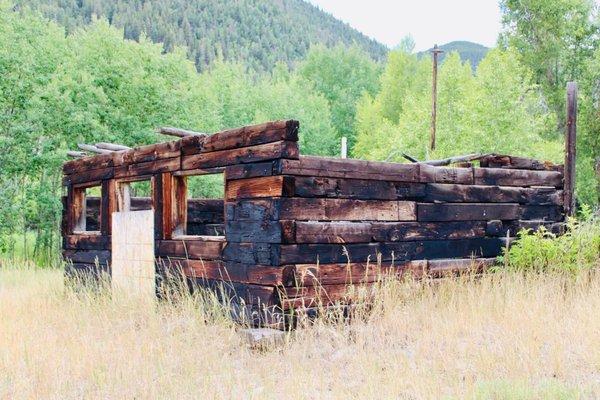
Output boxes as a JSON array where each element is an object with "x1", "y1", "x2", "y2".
[{"x1": 62, "y1": 119, "x2": 564, "y2": 318}]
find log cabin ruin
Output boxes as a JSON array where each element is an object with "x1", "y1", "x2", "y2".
[{"x1": 61, "y1": 119, "x2": 569, "y2": 325}]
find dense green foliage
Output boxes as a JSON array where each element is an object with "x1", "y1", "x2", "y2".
[
  {"x1": 417, "y1": 41, "x2": 489, "y2": 69},
  {"x1": 353, "y1": 49, "x2": 562, "y2": 163},
  {"x1": 298, "y1": 44, "x2": 381, "y2": 150},
  {"x1": 13, "y1": 0, "x2": 388, "y2": 72},
  {"x1": 503, "y1": 209, "x2": 600, "y2": 272}
]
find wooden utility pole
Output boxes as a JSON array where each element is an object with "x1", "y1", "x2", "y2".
[
  {"x1": 430, "y1": 44, "x2": 443, "y2": 151},
  {"x1": 564, "y1": 82, "x2": 577, "y2": 217}
]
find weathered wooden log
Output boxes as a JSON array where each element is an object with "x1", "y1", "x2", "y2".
[
  {"x1": 63, "y1": 249, "x2": 111, "y2": 265},
  {"x1": 159, "y1": 258, "x2": 289, "y2": 286},
  {"x1": 421, "y1": 153, "x2": 487, "y2": 167},
  {"x1": 67, "y1": 151, "x2": 87, "y2": 158},
  {"x1": 564, "y1": 82, "x2": 577, "y2": 216},
  {"x1": 280, "y1": 156, "x2": 421, "y2": 182},
  {"x1": 292, "y1": 176, "x2": 427, "y2": 200},
  {"x1": 424, "y1": 183, "x2": 563, "y2": 205},
  {"x1": 158, "y1": 127, "x2": 207, "y2": 138},
  {"x1": 156, "y1": 239, "x2": 225, "y2": 260},
  {"x1": 419, "y1": 164, "x2": 474, "y2": 184},
  {"x1": 225, "y1": 176, "x2": 294, "y2": 200},
  {"x1": 473, "y1": 167, "x2": 563, "y2": 188},
  {"x1": 479, "y1": 154, "x2": 562, "y2": 171},
  {"x1": 225, "y1": 161, "x2": 281, "y2": 180},
  {"x1": 64, "y1": 234, "x2": 110, "y2": 250},
  {"x1": 62, "y1": 167, "x2": 114, "y2": 186},
  {"x1": 427, "y1": 258, "x2": 496, "y2": 278},
  {"x1": 292, "y1": 220, "x2": 487, "y2": 243},
  {"x1": 279, "y1": 199, "x2": 417, "y2": 221},
  {"x1": 287, "y1": 261, "x2": 428, "y2": 286},
  {"x1": 182, "y1": 140, "x2": 299, "y2": 170},
  {"x1": 417, "y1": 203, "x2": 561, "y2": 222},
  {"x1": 225, "y1": 198, "x2": 417, "y2": 223},
  {"x1": 95, "y1": 142, "x2": 131, "y2": 151},
  {"x1": 63, "y1": 152, "x2": 116, "y2": 175},
  {"x1": 223, "y1": 238, "x2": 509, "y2": 266},
  {"x1": 77, "y1": 143, "x2": 113, "y2": 154},
  {"x1": 114, "y1": 157, "x2": 180, "y2": 178},
  {"x1": 485, "y1": 219, "x2": 564, "y2": 237},
  {"x1": 181, "y1": 120, "x2": 298, "y2": 156},
  {"x1": 187, "y1": 278, "x2": 280, "y2": 308}
]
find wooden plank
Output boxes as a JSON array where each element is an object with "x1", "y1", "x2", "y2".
[
  {"x1": 293, "y1": 221, "x2": 487, "y2": 243},
  {"x1": 417, "y1": 203, "x2": 521, "y2": 221},
  {"x1": 181, "y1": 120, "x2": 298, "y2": 156},
  {"x1": 156, "y1": 239, "x2": 224, "y2": 260},
  {"x1": 182, "y1": 140, "x2": 299, "y2": 170},
  {"x1": 424, "y1": 183, "x2": 563, "y2": 205},
  {"x1": 486, "y1": 219, "x2": 563, "y2": 237},
  {"x1": 278, "y1": 238, "x2": 508, "y2": 265},
  {"x1": 222, "y1": 242, "x2": 276, "y2": 265},
  {"x1": 63, "y1": 250, "x2": 111, "y2": 265},
  {"x1": 225, "y1": 160, "x2": 281, "y2": 180},
  {"x1": 473, "y1": 167, "x2": 563, "y2": 188},
  {"x1": 122, "y1": 141, "x2": 181, "y2": 165},
  {"x1": 564, "y1": 82, "x2": 577, "y2": 216},
  {"x1": 479, "y1": 154, "x2": 562, "y2": 171},
  {"x1": 225, "y1": 176, "x2": 293, "y2": 200},
  {"x1": 279, "y1": 156, "x2": 420, "y2": 182},
  {"x1": 427, "y1": 258, "x2": 496, "y2": 278},
  {"x1": 64, "y1": 234, "x2": 110, "y2": 250},
  {"x1": 520, "y1": 205, "x2": 563, "y2": 221},
  {"x1": 419, "y1": 164, "x2": 474, "y2": 184},
  {"x1": 292, "y1": 176, "x2": 426, "y2": 200},
  {"x1": 63, "y1": 152, "x2": 116, "y2": 175},
  {"x1": 159, "y1": 258, "x2": 288, "y2": 286},
  {"x1": 287, "y1": 260, "x2": 428, "y2": 286},
  {"x1": 63, "y1": 166, "x2": 114, "y2": 186},
  {"x1": 279, "y1": 199, "x2": 416, "y2": 221},
  {"x1": 225, "y1": 199, "x2": 280, "y2": 221},
  {"x1": 100, "y1": 180, "x2": 113, "y2": 235},
  {"x1": 188, "y1": 278, "x2": 279, "y2": 308},
  {"x1": 225, "y1": 220, "x2": 283, "y2": 243},
  {"x1": 114, "y1": 157, "x2": 180, "y2": 178}
]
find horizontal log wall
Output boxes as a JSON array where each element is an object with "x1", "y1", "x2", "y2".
[
  {"x1": 220, "y1": 155, "x2": 565, "y2": 309},
  {"x1": 62, "y1": 120, "x2": 565, "y2": 313}
]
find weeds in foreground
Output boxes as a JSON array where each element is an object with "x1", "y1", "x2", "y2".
[{"x1": 502, "y1": 213, "x2": 600, "y2": 273}]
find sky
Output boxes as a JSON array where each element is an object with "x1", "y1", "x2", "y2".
[{"x1": 307, "y1": 0, "x2": 503, "y2": 51}]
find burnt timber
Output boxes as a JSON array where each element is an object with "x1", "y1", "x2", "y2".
[{"x1": 62, "y1": 119, "x2": 567, "y2": 321}]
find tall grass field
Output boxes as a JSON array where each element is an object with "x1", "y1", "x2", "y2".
[{"x1": 1, "y1": 218, "x2": 599, "y2": 399}]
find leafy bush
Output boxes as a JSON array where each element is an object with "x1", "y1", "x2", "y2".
[{"x1": 502, "y1": 208, "x2": 600, "y2": 273}]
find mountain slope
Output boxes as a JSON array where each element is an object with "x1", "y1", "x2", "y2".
[
  {"x1": 14, "y1": 0, "x2": 388, "y2": 71},
  {"x1": 419, "y1": 41, "x2": 489, "y2": 68}
]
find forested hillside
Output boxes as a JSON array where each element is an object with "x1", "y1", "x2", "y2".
[
  {"x1": 12, "y1": 0, "x2": 388, "y2": 71},
  {"x1": 418, "y1": 41, "x2": 489, "y2": 69}
]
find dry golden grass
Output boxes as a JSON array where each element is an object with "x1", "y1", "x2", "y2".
[{"x1": 1, "y1": 263, "x2": 600, "y2": 399}]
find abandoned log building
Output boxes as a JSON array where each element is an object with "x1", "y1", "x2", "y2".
[{"x1": 62, "y1": 119, "x2": 567, "y2": 313}]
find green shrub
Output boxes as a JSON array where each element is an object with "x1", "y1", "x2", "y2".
[{"x1": 502, "y1": 208, "x2": 600, "y2": 273}]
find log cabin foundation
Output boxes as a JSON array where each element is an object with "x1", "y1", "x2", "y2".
[{"x1": 62, "y1": 120, "x2": 567, "y2": 327}]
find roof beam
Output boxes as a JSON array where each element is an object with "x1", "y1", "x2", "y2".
[
  {"x1": 158, "y1": 127, "x2": 207, "y2": 138},
  {"x1": 77, "y1": 143, "x2": 113, "y2": 154},
  {"x1": 67, "y1": 150, "x2": 88, "y2": 158},
  {"x1": 95, "y1": 142, "x2": 131, "y2": 151}
]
